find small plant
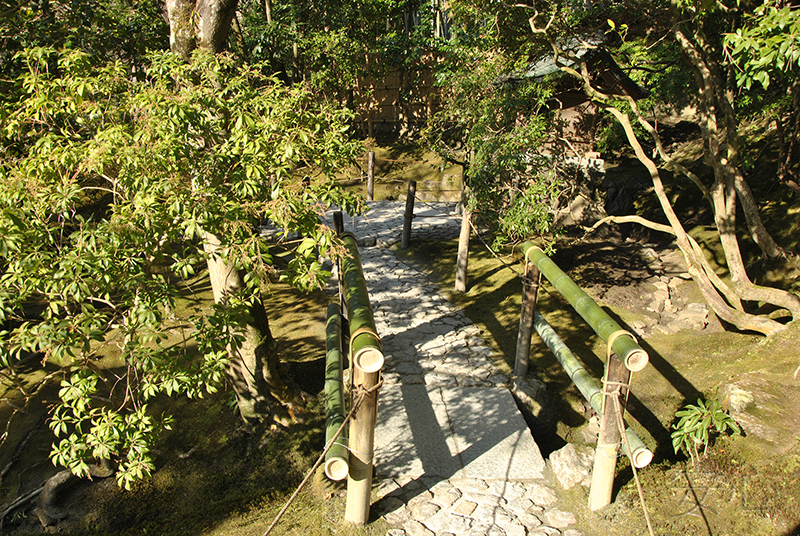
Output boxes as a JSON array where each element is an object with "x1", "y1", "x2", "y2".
[{"x1": 671, "y1": 397, "x2": 741, "y2": 466}]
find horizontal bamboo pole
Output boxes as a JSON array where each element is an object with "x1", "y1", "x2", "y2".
[
  {"x1": 324, "y1": 303, "x2": 349, "y2": 481},
  {"x1": 340, "y1": 233, "x2": 384, "y2": 373},
  {"x1": 533, "y1": 311, "x2": 653, "y2": 468},
  {"x1": 521, "y1": 243, "x2": 649, "y2": 372}
]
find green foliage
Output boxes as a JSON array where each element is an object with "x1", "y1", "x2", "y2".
[
  {"x1": 724, "y1": 2, "x2": 800, "y2": 90},
  {"x1": 426, "y1": 22, "x2": 558, "y2": 248},
  {"x1": 671, "y1": 397, "x2": 741, "y2": 466},
  {"x1": 0, "y1": 0, "x2": 168, "y2": 101},
  {"x1": 493, "y1": 175, "x2": 561, "y2": 252},
  {"x1": 0, "y1": 47, "x2": 362, "y2": 486}
]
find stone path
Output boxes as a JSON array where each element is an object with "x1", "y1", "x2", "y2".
[{"x1": 326, "y1": 202, "x2": 582, "y2": 536}]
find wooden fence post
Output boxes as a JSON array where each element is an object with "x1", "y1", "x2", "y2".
[
  {"x1": 514, "y1": 261, "x2": 541, "y2": 377},
  {"x1": 334, "y1": 211, "x2": 345, "y2": 314},
  {"x1": 588, "y1": 354, "x2": 631, "y2": 511},
  {"x1": 454, "y1": 207, "x2": 470, "y2": 292},
  {"x1": 367, "y1": 151, "x2": 375, "y2": 201},
  {"x1": 400, "y1": 180, "x2": 416, "y2": 249}
]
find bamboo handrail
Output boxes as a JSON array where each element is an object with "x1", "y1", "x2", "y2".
[
  {"x1": 520, "y1": 243, "x2": 649, "y2": 372},
  {"x1": 340, "y1": 233, "x2": 384, "y2": 373},
  {"x1": 324, "y1": 304, "x2": 349, "y2": 481}
]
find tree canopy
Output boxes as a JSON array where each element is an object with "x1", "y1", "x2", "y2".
[{"x1": 0, "y1": 46, "x2": 361, "y2": 487}]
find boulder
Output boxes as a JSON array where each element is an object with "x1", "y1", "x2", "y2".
[{"x1": 549, "y1": 443, "x2": 594, "y2": 490}]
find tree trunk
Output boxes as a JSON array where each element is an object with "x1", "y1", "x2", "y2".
[
  {"x1": 169, "y1": 6, "x2": 299, "y2": 425},
  {"x1": 166, "y1": 0, "x2": 239, "y2": 59},
  {"x1": 550, "y1": 15, "x2": 799, "y2": 335},
  {"x1": 165, "y1": 0, "x2": 196, "y2": 59},
  {"x1": 605, "y1": 107, "x2": 786, "y2": 335},
  {"x1": 204, "y1": 233, "x2": 295, "y2": 426},
  {"x1": 675, "y1": 27, "x2": 800, "y2": 320}
]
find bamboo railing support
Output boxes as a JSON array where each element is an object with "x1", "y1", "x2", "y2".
[
  {"x1": 367, "y1": 151, "x2": 375, "y2": 201},
  {"x1": 401, "y1": 181, "x2": 416, "y2": 249},
  {"x1": 533, "y1": 311, "x2": 652, "y2": 468},
  {"x1": 520, "y1": 243, "x2": 649, "y2": 372},
  {"x1": 588, "y1": 355, "x2": 631, "y2": 511},
  {"x1": 324, "y1": 304, "x2": 349, "y2": 481},
  {"x1": 339, "y1": 233, "x2": 383, "y2": 524},
  {"x1": 455, "y1": 207, "x2": 471, "y2": 292},
  {"x1": 344, "y1": 368, "x2": 380, "y2": 524},
  {"x1": 333, "y1": 211, "x2": 344, "y2": 235},
  {"x1": 514, "y1": 261, "x2": 541, "y2": 377}
]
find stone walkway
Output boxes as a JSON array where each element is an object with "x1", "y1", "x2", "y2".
[{"x1": 326, "y1": 202, "x2": 582, "y2": 536}]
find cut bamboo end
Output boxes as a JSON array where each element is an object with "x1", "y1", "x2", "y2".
[
  {"x1": 623, "y1": 348, "x2": 649, "y2": 372},
  {"x1": 354, "y1": 347, "x2": 384, "y2": 373},
  {"x1": 631, "y1": 446, "x2": 654, "y2": 469},
  {"x1": 324, "y1": 457, "x2": 349, "y2": 481}
]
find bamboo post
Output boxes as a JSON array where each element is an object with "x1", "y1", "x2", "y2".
[
  {"x1": 588, "y1": 354, "x2": 631, "y2": 511},
  {"x1": 520, "y1": 243, "x2": 649, "y2": 372},
  {"x1": 334, "y1": 211, "x2": 345, "y2": 314},
  {"x1": 454, "y1": 207, "x2": 470, "y2": 293},
  {"x1": 514, "y1": 261, "x2": 541, "y2": 377},
  {"x1": 367, "y1": 151, "x2": 375, "y2": 201},
  {"x1": 533, "y1": 311, "x2": 652, "y2": 468},
  {"x1": 339, "y1": 233, "x2": 383, "y2": 524},
  {"x1": 344, "y1": 367, "x2": 379, "y2": 524},
  {"x1": 324, "y1": 304, "x2": 349, "y2": 481},
  {"x1": 400, "y1": 180, "x2": 416, "y2": 249},
  {"x1": 333, "y1": 211, "x2": 344, "y2": 235}
]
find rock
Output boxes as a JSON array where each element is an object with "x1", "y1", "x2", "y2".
[
  {"x1": 640, "y1": 247, "x2": 659, "y2": 262},
  {"x1": 652, "y1": 281, "x2": 670, "y2": 301},
  {"x1": 673, "y1": 304, "x2": 709, "y2": 330},
  {"x1": 528, "y1": 485, "x2": 558, "y2": 506},
  {"x1": 410, "y1": 501, "x2": 441, "y2": 520},
  {"x1": 504, "y1": 521, "x2": 529, "y2": 536},
  {"x1": 357, "y1": 236, "x2": 377, "y2": 247},
  {"x1": 543, "y1": 508, "x2": 577, "y2": 528},
  {"x1": 549, "y1": 443, "x2": 594, "y2": 490},
  {"x1": 453, "y1": 500, "x2": 478, "y2": 517},
  {"x1": 666, "y1": 319, "x2": 693, "y2": 333},
  {"x1": 404, "y1": 519, "x2": 435, "y2": 536},
  {"x1": 646, "y1": 299, "x2": 665, "y2": 313}
]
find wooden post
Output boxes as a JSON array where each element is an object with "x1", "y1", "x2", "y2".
[
  {"x1": 400, "y1": 180, "x2": 416, "y2": 249},
  {"x1": 367, "y1": 151, "x2": 375, "y2": 201},
  {"x1": 454, "y1": 207, "x2": 470, "y2": 292},
  {"x1": 588, "y1": 354, "x2": 631, "y2": 511},
  {"x1": 344, "y1": 367, "x2": 380, "y2": 524},
  {"x1": 514, "y1": 262, "x2": 541, "y2": 377},
  {"x1": 334, "y1": 211, "x2": 345, "y2": 314}
]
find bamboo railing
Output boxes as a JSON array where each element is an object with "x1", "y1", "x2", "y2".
[
  {"x1": 322, "y1": 229, "x2": 384, "y2": 525},
  {"x1": 517, "y1": 243, "x2": 653, "y2": 511}
]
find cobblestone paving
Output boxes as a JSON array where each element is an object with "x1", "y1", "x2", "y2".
[{"x1": 328, "y1": 202, "x2": 581, "y2": 536}]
